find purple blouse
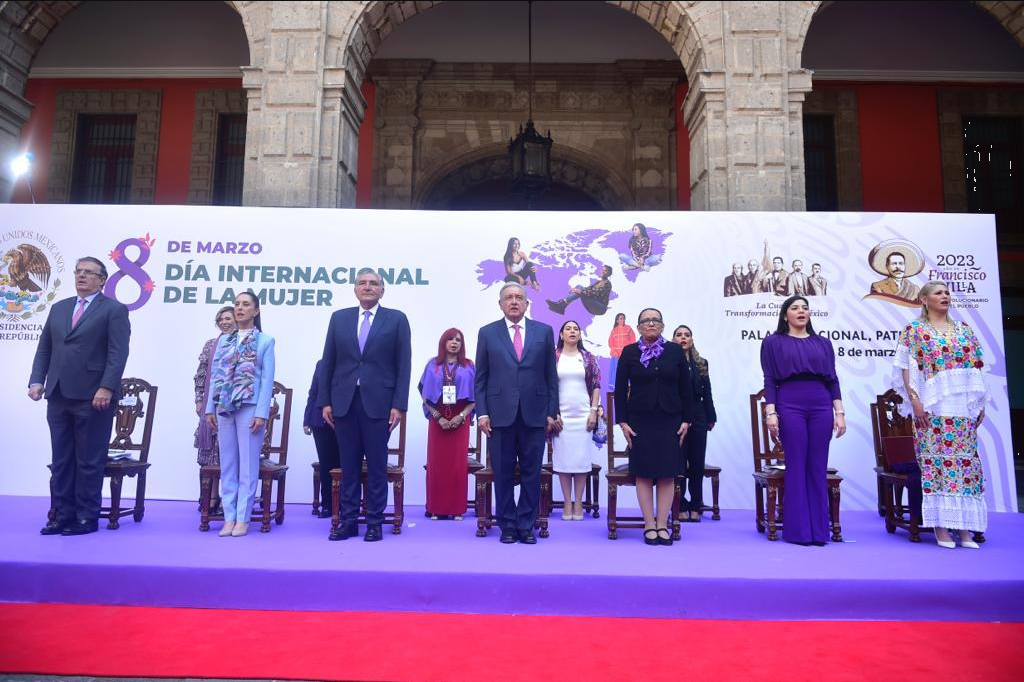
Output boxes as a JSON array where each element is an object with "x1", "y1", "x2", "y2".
[
  {"x1": 417, "y1": 359, "x2": 476, "y2": 418},
  {"x1": 760, "y1": 333, "x2": 841, "y2": 405}
]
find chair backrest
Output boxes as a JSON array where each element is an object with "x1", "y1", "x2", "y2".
[
  {"x1": 388, "y1": 416, "x2": 407, "y2": 468},
  {"x1": 109, "y1": 377, "x2": 158, "y2": 462},
  {"x1": 604, "y1": 391, "x2": 630, "y2": 471},
  {"x1": 749, "y1": 389, "x2": 784, "y2": 473},
  {"x1": 261, "y1": 381, "x2": 292, "y2": 466},
  {"x1": 871, "y1": 389, "x2": 915, "y2": 468},
  {"x1": 468, "y1": 418, "x2": 485, "y2": 466}
]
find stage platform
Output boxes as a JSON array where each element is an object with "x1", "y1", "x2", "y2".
[{"x1": 1, "y1": 495, "x2": 1021, "y2": 622}]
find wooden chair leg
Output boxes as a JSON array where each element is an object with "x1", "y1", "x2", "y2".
[
  {"x1": 591, "y1": 468, "x2": 601, "y2": 518},
  {"x1": 876, "y1": 476, "x2": 886, "y2": 517},
  {"x1": 275, "y1": 476, "x2": 286, "y2": 525},
  {"x1": 754, "y1": 482, "x2": 765, "y2": 533},
  {"x1": 829, "y1": 484, "x2": 843, "y2": 542},
  {"x1": 199, "y1": 471, "x2": 213, "y2": 531},
  {"x1": 710, "y1": 471, "x2": 721, "y2": 520},
  {"x1": 329, "y1": 475, "x2": 341, "y2": 537},
  {"x1": 259, "y1": 477, "x2": 272, "y2": 532},
  {"x1": 392, "y1": 478, "x2": 404, "y2": 534},
  {"x1": 766, "y1": 485, "x2": 779, "y2": 541},
  {"x1": 133, "y1": 470, "x2": 147, "y2": 522},
  {"x1": 607, "y1": 483, "x2": 618, "y2": 539},
  {"x1": 107, "y1": 474, "x2": 123, "y2": 530},
  {"x1": 671, "y1": 482, "x2": 681, "y2": 541},
  {"x1": 539, "y1": 474, "x2": 551, "y2": 538},
  {"x1": 312, "y1": 465, "x2": 320, "y2": 516},
  {"x1": 475, "y1": 479, "x2": 489, "y2": 537},
  {"x1": 883, "y1": 480, "x2": 897, "y2": 534}
]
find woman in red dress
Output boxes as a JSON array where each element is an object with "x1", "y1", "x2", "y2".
[{"x1": 418, "y1": 328, "x2": 476, "y2": 519}]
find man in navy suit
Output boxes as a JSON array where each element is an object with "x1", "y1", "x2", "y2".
[
  {"x1": 29, "y1": 256, "x2": 130, "y2": 536},
  {"x1": 475, "y1": 282, "x2": 559, "y2": 544},
  {"x1": 319, "y1": 268, "x2": 411, "y2": 542}
]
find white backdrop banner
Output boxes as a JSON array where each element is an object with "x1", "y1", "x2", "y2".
[{"x1": 0, "y1": 205, "x2": 1015, "y2": 512}]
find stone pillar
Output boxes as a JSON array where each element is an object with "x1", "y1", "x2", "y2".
[
  {"x1": 369, "y1": 60, "x2": 431, "y2": 209},
  {"x1": 683, "y1": 2, "x2": 812, "y2": 211},
  {"x1": 241, "y1": 1, "x2": 366, "y2": 208},
  {"x1": 0, "y1": 88, "x2": 34, "y2": 202},
  {"x1": 622, "y1": 64, "x2": 678, "y2": 210}
]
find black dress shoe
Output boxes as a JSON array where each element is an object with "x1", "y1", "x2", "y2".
[
  {"x1": 811, "y1": 541, "x2": 827, "y2": 547},
  {"x1": 61, "y1": 519, "x2": 98, "y2": 536},
  {"x1": 517, "y1": 529, "x2": 537, "y2": 545},
  {"x1": 499, "y1": 528, "x2": 518, "y2": 544},
  {"x1": 317, "y1": 509, "x2": 333, "y2": 519},
  {"x1": 644, "y1": 529, "x2": 659, "y2": 545},
  {"x1": 328, "y1": 522, "x2": 358, "y2": 541},
  {"x1": 656, "y1": 528, "x2": 673, "y2": 546},
  {"x1": 363, "y1": 524, "x2": 383, "y2": 542},
  {"x1": 40, "y1": 520, "x2": 71, "y2": 535}
]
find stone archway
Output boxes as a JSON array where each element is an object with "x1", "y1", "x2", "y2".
[
  {"x1": 0, "y1": 0, "x2": 256, "y2": 201},
  {"x1": 417, "y1": 147, "x2": 634, "y2": 211}
]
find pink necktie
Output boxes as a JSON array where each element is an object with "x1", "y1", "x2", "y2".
[
  {"x1": 512, "y1": 324, "x2": 523, "y2": 360},
  {"x1": 71, "y1": 299, "x2": 86, "y2": 329}
]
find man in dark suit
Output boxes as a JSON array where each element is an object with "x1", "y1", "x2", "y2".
[
  {"x1": 319, "y1": 268, "x2": 411, "y2": 542},
  {"x1": 30, "y1": 256, "x2": 130, "y2": 536},
  {"x1": 475, "y1": 282, "x2": 559, "y2": 544}
]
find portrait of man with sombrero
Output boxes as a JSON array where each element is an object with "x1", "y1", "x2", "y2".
[{"x1": 866, "y1": 238, "x2": 925, "y2": 306}]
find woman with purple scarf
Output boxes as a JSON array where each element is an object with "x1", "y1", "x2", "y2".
[
  {"x1": 614, "y1": 308, "x2": 694, "y2": 546},
  {"x1": 193, "y1": 305, "x2": 236, "y2": 511},
  {"x1": 205, "y1": 292, "x2": 276, "y2": 537},
  {"x1": 418, "y1": 328, "x2": 476, "y2": 519}
]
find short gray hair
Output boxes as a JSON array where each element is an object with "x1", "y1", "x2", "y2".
[
  {"x1": 355, "y1": 267, "x2": 383, "y2": 288},
  {"x1": 499, "y1": 281, "x2": 527, "y2": 300}
]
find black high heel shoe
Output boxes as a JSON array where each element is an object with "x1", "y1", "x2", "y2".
[
  {"x1": 656, "y1": 528, "x2": 673, "y2": 546},
  {"x1": 644, "y1": 529, "x2": 659, "y2": 546}
]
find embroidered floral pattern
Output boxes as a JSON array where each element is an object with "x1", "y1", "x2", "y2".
[
  {"x1": 914, "y1": 415, "x2": 985, "y2": 499},
  {"x1": 900, "y1": 320, "x2": 984, "y2": 382}
]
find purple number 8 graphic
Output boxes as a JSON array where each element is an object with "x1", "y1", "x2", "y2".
[{"x1": 104, "y1": 236, "x2": 156, "y2": 312}]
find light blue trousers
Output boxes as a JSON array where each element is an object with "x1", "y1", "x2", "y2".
[{"x1": 217, "y1": 404, "x2": 265, "y2": 523}]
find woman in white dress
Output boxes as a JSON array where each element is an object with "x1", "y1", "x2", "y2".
[{"x1": 551, "y1": 320, "x2": 602, "y2": 520}]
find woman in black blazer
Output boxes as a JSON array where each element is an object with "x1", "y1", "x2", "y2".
[
  {"x1": 615, "y1": 308, "x2": 694, "y2": 546},
  {"x1": 673, "y1": 325, "x2": 717, "y2": 522}
]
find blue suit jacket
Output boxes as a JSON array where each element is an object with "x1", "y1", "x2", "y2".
[
  {"x1": 30, "y1": 293, "x2": 130, "y2": 401},
  {"x1": 317, "y1": 306, "x2": 412, "y2": 419},
  {"x1": 474, "y1": 318, "x2": 558, "y2": 428},
  {"x1": 205, "y1": 331, "x2": 276, "y2": 420}
]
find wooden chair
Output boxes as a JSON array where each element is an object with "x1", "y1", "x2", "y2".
[
  {"x1": 543, "y1": 438, "x2": 602, "y2": 518},
  {"x1": 604, "y1": 391, "x2": 682, "y2": 540},
  {"x1": 328, "y1": 418, "x2": 407, "y2": 537},
  {"x1": 870, "y1": 390, "x2": 985, "y2": 544},
  {"x1": 49, "y1": 377, "x2": 159, "y2": 530},
  {"x1": 471, "y1": 427, "x2": 552, "y2": 538},
  {"x1": 199, "y1": 381, "x2": 292, "y2": 533},
  {"x1": 749, "y1": 390, "x2": 843, "y2": 542}
]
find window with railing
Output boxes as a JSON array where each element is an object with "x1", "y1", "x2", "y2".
[
  {"x1": 212, "y1": 113, "x2": 247, "y2": 206},
  {"x1": 70, "y1": 114, "x2": 137, "y2": 204},
  {"x1": 803, "y1": 114, "x2": 838, "y2": 212}
]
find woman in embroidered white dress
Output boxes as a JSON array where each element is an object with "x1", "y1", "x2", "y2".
[{"x1": 892, "y1": 281, "x2": 988, "y2": 549}]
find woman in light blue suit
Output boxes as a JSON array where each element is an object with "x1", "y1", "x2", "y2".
[{"x1": 205, "y1": 292, "x2": 276, "y2": 537}]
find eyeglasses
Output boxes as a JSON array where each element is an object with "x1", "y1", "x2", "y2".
[
  {"x1": 638, "y1": 317, "x2": 663, "y2": 326},
  {"x1": 74, "y1": 268, "x2": 102, "y2": 277}
]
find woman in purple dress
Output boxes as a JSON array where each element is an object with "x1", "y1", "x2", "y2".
[
  {"x1": 193, "y1": 306, "x2": 236, "y2": 510},
  {"x1": 760, "y1": 296, "x2": 846, "y2": 545}
]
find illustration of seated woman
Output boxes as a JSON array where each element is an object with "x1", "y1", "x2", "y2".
[
  {"x1": 503, "y1": 237, "x2": 540, "y2": 290},
  {"x1": 619, "y1": 223, "x2": 662, "y2": 272}
]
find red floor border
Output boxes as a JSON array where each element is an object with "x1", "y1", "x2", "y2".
[{"x1": 0, "y1": 603, "x2": 1021, "y2": 682}]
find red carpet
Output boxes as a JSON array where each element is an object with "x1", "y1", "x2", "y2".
[{"x1": 0, "y1": 603, "x2": 1021, "y2": 682}]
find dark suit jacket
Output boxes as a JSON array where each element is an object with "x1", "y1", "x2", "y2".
[
  {"x1": 474, "y1": 318, "x2": 558, "y2": 428},
  {"x1": 687, "y1": 358, "x2": 718, "y2": 427},
  {"x1": 30, "y1": 293, "x2": 130, "y2": 401},
  {"x1": 317, "y1": 306, "x2": 412, "y2": 419},
  {"x1": 614, "y1": 341, "x2": 694, "y2": 425}
]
